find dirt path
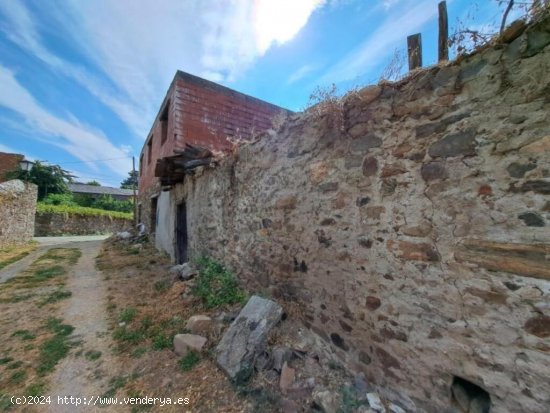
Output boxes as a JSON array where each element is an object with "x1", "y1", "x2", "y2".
[
  {"x1": 47, "y1": 240, "x2": 122, "y2": 413},
  {"x1": 0, "y1": 236, "x2": 108, "y2": 284}
]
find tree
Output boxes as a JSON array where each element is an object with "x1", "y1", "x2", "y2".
[
  {"x1": 120, "y1": 170, "x2": 138, "y2": 189},
  {"x1": 7, "y1": 161, "x2": 74, "y2": 200},
  {"x1": 86, "y1": 180, "x2": 101, "y2": 186}
]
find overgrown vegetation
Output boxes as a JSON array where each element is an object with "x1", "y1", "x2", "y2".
[
  {"x1": 192, "y1": 256, "x2": 247, "y2": 309},
  {"x1": 37, "y1": 202, "x2": 132, "y2": 220}
]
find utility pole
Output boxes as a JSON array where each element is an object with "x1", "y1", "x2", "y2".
[{"x1": 132, "y1": 156, "x2": 137, "y2": 227}]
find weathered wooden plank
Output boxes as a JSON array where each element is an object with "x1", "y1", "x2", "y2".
[{"x1": 407, "y1": 33, "x2": 422, "y2": 71}]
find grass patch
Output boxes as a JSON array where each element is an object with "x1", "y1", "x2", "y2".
[
  {"x1": 0, "y1": 242, "x2": 37, "y2": 270},
  {"x1": 0, "y1": 253, "x2": 30, "y2": 270},
  {"x1": 192, "y1": 256, "x2": 246, "y2": 309},
  {"x1": 131, "y1": 347, "x2": 147, "y2": 358},
  {"x1": 102, "y1": 375, "x2": 128, "y2": 398},
  {"x1": 0, "y1": 293, "x2": 35, "y2": 303},
  {"x1": 153, "y1": 279, "x2": 170, "y2": 293},
  {"x1": 119, "y1": 307, "x2": 137, "y2": 323},
  {"x1": 9, "y1": 370, "x2": 26, "y2": 385},
  {"x1": 39, "y1": 289, "x2": 72, "y2": 306},
  {"x1": 7, "y1": 360, "x2": 23, "y2": 369},
  {"x1": 0, "y1": 357, "x2": 14, "y2": 365},
  {"x1": 25, "y1": 382, "x2": 47, "y2": 397},
  {"x1": 37, "y1": 203, "x2": 133, "y2": 220},
  {"x1": 84, "y1": 350, "x2": 102, "y2": 361},
  {"x1": 11, "y1": 330, "x2": 36, "y2": 341},
  {"x1": 151, "y1": 333, "x2": 171, "y2": 350},
  {"x1": 36, "y1": 318, "x2": 75, "y2": 376},
  {"x1": 113, "y1": 328, "x2": 146, "y2": 345},
  {"x1": 35, "y1": 248, "x2": 81, "y2": 265},
  {"x1": 179, "y1": 351, "x2": 200, "y2": 372}
]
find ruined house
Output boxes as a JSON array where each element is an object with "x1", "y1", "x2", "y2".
[
  {"x1": 138, "y1": 70, "x2": 288, "y2": 261},
  {"x1": 138, "y1": 16, "x2": 550, "y2": 413}
]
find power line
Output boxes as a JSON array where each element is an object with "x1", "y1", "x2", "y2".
[{"x1": 52, "y1": 156, "x2": 133, "y2": 165}]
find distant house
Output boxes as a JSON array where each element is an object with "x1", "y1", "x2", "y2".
[
  {"x1": 68, "y1": 183, "x2": 134, "y2": 201},
  {"x1": 0, "y1": 152, "x2": 24, "y2": 183}
]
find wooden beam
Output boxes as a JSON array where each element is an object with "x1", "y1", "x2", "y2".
[
  {"x1": 407, "y1": 33, "x2": 422, "y2": 71},
  {"x1": 438, "y1": 1, "x2": 449, "y2": 61}
]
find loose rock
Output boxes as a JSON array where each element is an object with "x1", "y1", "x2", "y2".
[
  {"x1": 173, "y1": 334, "x2": 206, "y2": 357},
  {"x1": 216, "y1": 296, "x2": 283, "y2": 382},
  {"x1": 186, "y1": 315, "x2": 214, "y2": 335}
]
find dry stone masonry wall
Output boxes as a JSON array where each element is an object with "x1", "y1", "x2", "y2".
[
  {"x1": 0, "y1": 180, "x2": 37, "y2": 248},
  {"x1": 174, "y1": 17, "x2": 549, "y2": 413},
  {"x1": 34, "y1": 212, "x2": 131, "y2": 236}
]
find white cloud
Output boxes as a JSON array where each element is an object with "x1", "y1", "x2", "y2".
[
  {"x1": 288, "y1": 64, "x2": 318, "y2": 84},
  {"x1": 319, "y1": 0, "x2": 449, "y2": 84},
  {"x1": 0, "y1": 1, "x2": 150, "y2": 138},
  {"x1": 0, "y1": 0, "x2": 325, "y2": 139},
  {"x1": 0, "y1": 66, "x2": 130, "y2": 177}
]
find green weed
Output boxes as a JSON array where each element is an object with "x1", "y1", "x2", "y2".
[
  {"x1": 119, "y1": 307, "x2": 137, "y2": 323},
  {"x1": 11, "y1": 330, "x2": 36, "y2": 341},
  {"x1": 84, "y1": 350, "x2": 102, "y2": 361},
  {"x1": 25, "y1": 382, "x2": 46, "y2": 397},
  {"x1": 152, "y1": 334, "x2": 171, "y2": 350},
  {"x1": 179, "y1": 351, "x2": 200, "y2": 372},
  {"x1": 192, "y1": 256, "x2": 246, "y2": 309},
  {"x1": 10, "y1": 370, "x2": 27, "y2": 385},
  {"x1": 39, "y1": 290, "x2": 72, "y2": 306}
]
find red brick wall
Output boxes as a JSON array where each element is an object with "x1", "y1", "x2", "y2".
[
  {"x1": 0, "y1": 152, "x2": 24, "y2": 183},
  {"x1": 138, "y1": 71, "x2": 287, "y2": 194}
]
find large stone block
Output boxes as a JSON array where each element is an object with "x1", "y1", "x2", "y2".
[
  {"x1": 216, "y1": 296, "x2": 283, "y2": 382},
  {"x1": 455, "y1": 239, "x2": 550, "y2": 280}
]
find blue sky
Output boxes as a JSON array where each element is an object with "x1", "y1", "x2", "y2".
[{"x1": 0, "y1": 0, "x2": 520, "y2": 186}]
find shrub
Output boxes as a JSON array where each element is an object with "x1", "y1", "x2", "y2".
[
  {"x1": 42, "y1": 193, "x2": 77, "y2": 206},
  {"x1": 36, "y1": 203, "x2": 133, "y2": 220},
  {"x1": 192, "y1": 256, "x2": 246, "y2": 309}
]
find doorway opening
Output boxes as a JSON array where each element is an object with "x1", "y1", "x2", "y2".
[
  {"x1": 176, "y1": 202, "x2": 188, "y2": 264},
  {"x1": 150, "y1": 196, "x2": 158, "y2": 234}
]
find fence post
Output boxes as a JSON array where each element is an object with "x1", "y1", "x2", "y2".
[
  {"x1": 438, "y1": 1, "x2": 449, "y2": 61},
  {"x1": 407, "y1": 33, "x2": 422, "y2": 71}
]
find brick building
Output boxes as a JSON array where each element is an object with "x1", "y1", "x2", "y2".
[
  {"x1": 0, "y1": 152, "x2": 24, "y2": 183},
  {"x1": 138, "y1": 70, "x2": 288, "y2": 260}
]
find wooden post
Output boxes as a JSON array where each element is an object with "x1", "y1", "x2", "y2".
[
  {"x1": 132, "y1": 156, "x2": 137, "y2": 227},
  {"x1": 407, "y1": 33, "x2": 422, "y2": 71},
  {"x1": 438, "y1": 1, "x2": 449, "y2": 61}
]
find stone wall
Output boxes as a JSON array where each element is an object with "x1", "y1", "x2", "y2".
[
  {"x1": 35, "y1": 212, "x2": 131, "y2": 236},
  {"x1": 0, "y1": 180, "x2": 38, "y2": 247},
  {"x1": 162, "y1": 17, "x2": 549, "y2": 413}
]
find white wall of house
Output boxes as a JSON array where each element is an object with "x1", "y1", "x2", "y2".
[{"x1": 155, "y1": 190, "x2": 176, "y2": 261}]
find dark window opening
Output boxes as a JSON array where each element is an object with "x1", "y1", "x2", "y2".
[
  {"x1": 147, "y1": 135, "x2": 153, "y2": 164},
  {"x1": 451, "y1": 376, "x2": 491, "y2": 413},
  {"x1": 160, "y1": 100, "x2": 170, "y2": 145},
  {"x1": 150, "y1": 196, "x2": 158, "y2": 234},
  {"x1": 139, "y1": 154, "x2": 144, "y2": 176}
]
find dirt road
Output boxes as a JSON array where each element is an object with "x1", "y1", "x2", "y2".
[
  {"x1": 46, "y1": 239, "x2": 120, "y2": 413},
  {"x1": 0, "y1": 236, "x2": 122, "y2": 412}
]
